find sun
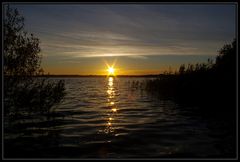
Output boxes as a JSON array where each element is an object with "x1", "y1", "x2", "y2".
[
  {"x1": 104, "y1": 59, "x2": 118, "y2": 76},
  {"x1": 107, "y1": 67, "x2": 115, "y2": 76}
]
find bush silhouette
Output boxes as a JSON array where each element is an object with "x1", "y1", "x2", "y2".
[{"x1": 4, "y1": 6, "x2": 66, "y2": 120}]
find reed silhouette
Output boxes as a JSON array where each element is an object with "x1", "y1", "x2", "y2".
[
  {"x1": 130, "y1": 39, "x2": 237, "y2": 158},
  {"x1": 141, "y1": 39, "x2": 236, "y2": 115},
  {"x1": 130, "y1": 39, "x2": 237, "y2": 147}
]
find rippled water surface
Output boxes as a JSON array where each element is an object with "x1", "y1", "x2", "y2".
[{"x1": 4, "y1": 77, "x2": 236, "y2": 158}]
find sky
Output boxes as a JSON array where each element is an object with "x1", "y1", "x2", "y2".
[{"x1": 9, "y1": 4, "x2": 236, "y2": 75}]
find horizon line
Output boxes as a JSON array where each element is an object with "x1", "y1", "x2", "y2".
[{"x1": 37, "y1": 74, "x2": 163, "y2": 77}]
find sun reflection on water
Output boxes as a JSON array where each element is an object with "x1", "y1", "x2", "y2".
[
  {"x1": 104, "y1": 77, "x2": 118, "y2": 134},
  {"x1": 111, "y1": 108, "x2": 117, "y2": 112}
]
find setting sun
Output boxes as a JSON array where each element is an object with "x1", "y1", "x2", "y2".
[{"x1": 107, "y1": 67, "x2": 115, "y2": 76}]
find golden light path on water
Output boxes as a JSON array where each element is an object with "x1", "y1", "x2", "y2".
[{"x1": 104, "y1": 76, "x2": 117, "y2": 134}]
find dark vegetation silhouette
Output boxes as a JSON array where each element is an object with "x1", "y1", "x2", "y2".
[
  {"x1": 130, "y1": 39, "x2": 237, "y2": 158},
  {"x1": 4, "y1": 6, "x2": 66, "y2": 158},
  {"x1": 4, "y1": 6, "x2": 65, "y2": 120},
  {"x1": 135, "y1": 39, "x2": 237, "y2": 114}
]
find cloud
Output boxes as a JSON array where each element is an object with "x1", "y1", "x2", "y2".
[
  {"x1": 15, "y1": 4, "x2": 235, "y2": 60},
  {"x1": 127, "y1": 55, "x2": 148, "y2": 59}
]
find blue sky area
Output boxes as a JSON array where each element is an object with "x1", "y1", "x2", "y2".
[{"x1": 7, "y1": 4, "x2": 236, "y2": 75}]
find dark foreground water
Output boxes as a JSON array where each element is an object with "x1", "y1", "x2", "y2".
[{"x1": 4, "y1": 77, "x2": 236, "y2": 159}]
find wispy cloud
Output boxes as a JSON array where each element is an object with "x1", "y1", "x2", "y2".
[{"x1": 12, "y1": 4, "x2": 236, "y2": 74}]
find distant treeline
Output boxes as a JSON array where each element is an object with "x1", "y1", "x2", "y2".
[
  {"x1": 23, "y1": 74, "x2": 160, "y2": 78},
  {"x1": 135, "y1": 39, "x2": 236, "y2": 115}
]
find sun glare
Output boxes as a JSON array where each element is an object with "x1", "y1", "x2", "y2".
[
  {"x1": 104, "y1": 59, "x2": 118, "y2": 76},
  {"x1": 107, "y1": 67, "x2": 115, "y2": 76}
]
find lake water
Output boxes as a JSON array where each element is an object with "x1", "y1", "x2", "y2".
[{"x1": 4, "y1": 77, "x2": 236, "y2": 159}]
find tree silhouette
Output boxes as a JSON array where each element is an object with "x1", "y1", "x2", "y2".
[
  {"x1": 215, "y1": 39, "x2": 236, "y2": 77},
  {"x1": 3, "y1": 6, "x2": 65, "y2": 119},
  {"x1": 4, "y1": 7, "x2": 41, "y2": 77}
]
